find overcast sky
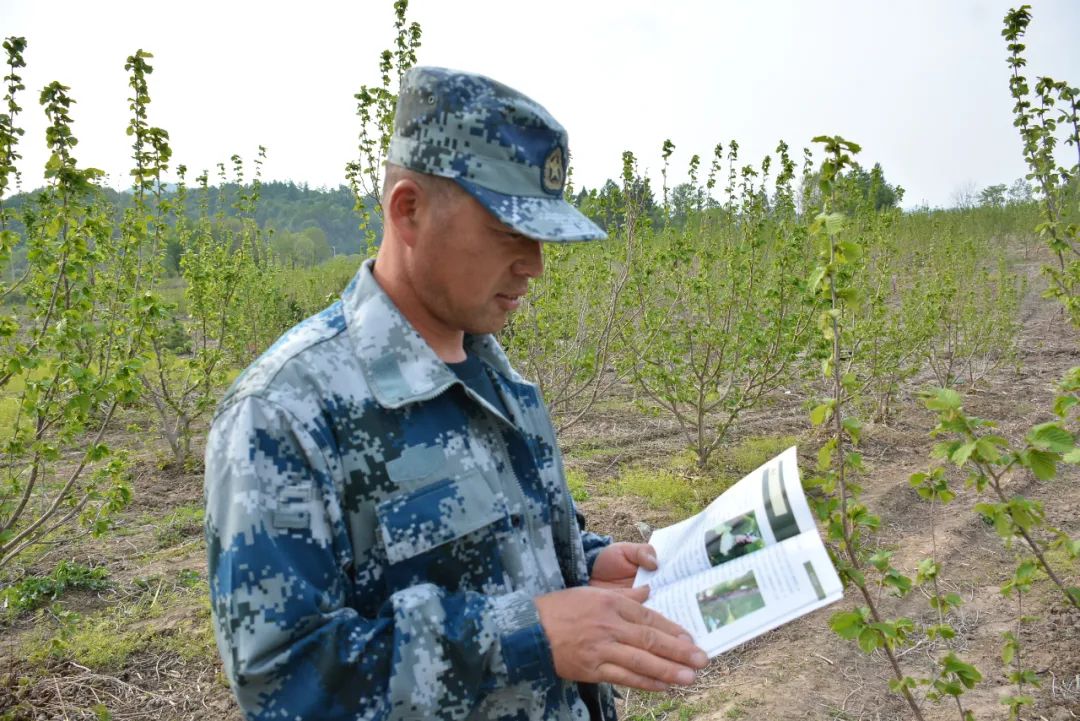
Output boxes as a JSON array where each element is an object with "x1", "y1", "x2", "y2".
[{"x1": 2, "y1": 0, "x2": 1078, "y2": 208}]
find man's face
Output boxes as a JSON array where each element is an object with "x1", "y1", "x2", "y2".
[{"x1": 407, "y1": 190, "x2": 544, "y2": 336}]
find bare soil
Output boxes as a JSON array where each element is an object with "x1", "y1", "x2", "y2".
[{"x1": 2, "y1": 251, "x2": 1078, "y2": 721}]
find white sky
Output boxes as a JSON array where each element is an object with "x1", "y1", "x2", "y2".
[{"x1": 2, "y1": 0, "x2": 1079, "y2": 208}]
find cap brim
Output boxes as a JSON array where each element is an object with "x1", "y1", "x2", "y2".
[{"x1": 455, "y1": 179, "x2": 608, "y2": 242}]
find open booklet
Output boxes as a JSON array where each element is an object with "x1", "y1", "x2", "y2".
[{"x1": 633, "y1": 446, "x2": 843, "y2": 658}]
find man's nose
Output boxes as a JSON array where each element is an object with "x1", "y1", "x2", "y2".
[{"x1": 512, "y1": 240, "x2": 544, "y2": 278}]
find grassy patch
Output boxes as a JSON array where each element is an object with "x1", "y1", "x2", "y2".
[
  {"x1": 607, "y1": 445, "x2": 740, "y2": 517},
  {"x1": 568, "y1": 441, "x2": 622, "y2": 460},
  {"x1": 565, "y1": 468, "x2": 590, "y2": 502},
  {"x1": 588, "y1": 397, "x2": 636, "y2": 414},
  {"x1": 154, "y1": 503, "x2": 205, "y2": 549},
  {"x1": 624, "y1": 694, "x2": 702, "y2": 720},
  {"x1": 666, "y1": 448, "x2": 700, "y2": 472},
  {"x1": 1, "y1": 560, "x2": 111, "y2": 619},
  {"x1": 719, "y1": 434, "x2": 799, "y2": 475},
  {"x1": 22, "y1": 569, "x2": 216, "y2": 671},
  {"x1": 613, "y1": 467, "x2": 700, "y2": 516}
]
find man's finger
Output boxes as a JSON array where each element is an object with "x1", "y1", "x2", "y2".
[
  {"x1": 614, "y1": 621, "x2": 709, "y2": 670},
  {"x1": 593, "y1": 662, "x2": 670, "y2": 692},
  {"x1": 602, "y1": 643, "x2": 699, "y2": 687},
  {"x1": 615, "y1": 596, "x2": 693, "y2": 641},
  {"x1": 611, "y1": 585, "x2": 650, "y2": 602}
]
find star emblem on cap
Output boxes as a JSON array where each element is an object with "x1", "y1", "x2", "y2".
[{"x1": 542, "y1": 147, "x2": 566, "y2": 195}]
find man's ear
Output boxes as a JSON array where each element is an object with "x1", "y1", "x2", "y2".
[{"x1": 385, "y1": 178, "x2": 423, "y2": 248}]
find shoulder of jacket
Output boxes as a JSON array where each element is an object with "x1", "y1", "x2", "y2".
[{"x1": 215, "y1": 302, "x2": 355, "y2": 418}]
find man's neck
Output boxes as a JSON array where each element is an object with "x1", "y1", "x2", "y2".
[{"x1": 371, "y1": 259, "x2": 466, "y2": 363}]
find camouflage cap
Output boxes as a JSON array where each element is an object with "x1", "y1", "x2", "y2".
[{"x1": 387, "y1": 66, "x2": 607, "y2": 242}]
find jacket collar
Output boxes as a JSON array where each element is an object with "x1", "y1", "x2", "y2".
[{"x1": 342, "y1": 258, "x2": 525, "y2": 409}]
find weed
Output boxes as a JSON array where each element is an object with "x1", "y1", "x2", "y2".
[
  {"x1": 22, "y1": 573, "x2": 216, "y2": 671},
  {"x1": 176, "y1": 568, "x2": 202, "y2": 589},
  {"x1": 154, "y1": 503, "x2": 204, "y2": 549},
  {"x1": 1, "y1": 560, "x2": 110, "y2": 618}
]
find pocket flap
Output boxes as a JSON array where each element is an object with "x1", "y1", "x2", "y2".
[{"x1": 376, "y1": 475, "x2": 504, "y2": 564}]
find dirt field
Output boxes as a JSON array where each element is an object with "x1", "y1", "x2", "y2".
[{"x1": 1, "y1": 251, "x2": 1078, "y2": 721}]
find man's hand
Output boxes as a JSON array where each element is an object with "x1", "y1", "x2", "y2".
[
  {"x1": 534, "y1": 586, "x2": 708, "y2": 691},
  {"x1": 590, "y1": 542, "x2": 658, "y2": 589}
]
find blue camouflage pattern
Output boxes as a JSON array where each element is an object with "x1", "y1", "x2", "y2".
[
  {"x1": 205, "y1": 258, "x2": 615, "y2": 720},
  {"x1": 387, "y1": 66, "x2": 606, "y2": 243}
]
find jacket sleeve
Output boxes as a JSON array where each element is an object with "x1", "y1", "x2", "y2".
[{"x1": 204, "y1": 395, "x2": 557, "y2": 721}]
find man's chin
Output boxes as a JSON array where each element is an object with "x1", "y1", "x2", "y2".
[{"x1": 463, "y1": 313, "x2": 513, "y2": 336}]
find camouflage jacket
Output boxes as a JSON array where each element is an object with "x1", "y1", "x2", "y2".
[{"x1": 205, "y1": 259, "x2": 615, "y2": 720}]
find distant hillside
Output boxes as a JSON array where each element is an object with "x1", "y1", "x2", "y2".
[{"x1": 2, "y1": 181, "x2": 381, "y2": 264}]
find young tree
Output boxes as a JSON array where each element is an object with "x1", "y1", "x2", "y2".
[
  {"x1": 1, "y1": 43, "x2": 151, "y2": 567},
  {"x1": 620, "y1": 142, "x2": 811, "y2": 469}
]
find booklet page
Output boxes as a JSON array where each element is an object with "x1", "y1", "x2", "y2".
[
  {"x1": 635, "y1": 446, "x2": 816, "y2": 589},
  {"x1": 632, "y1": 446, "x2": 843, "y2": 656}
]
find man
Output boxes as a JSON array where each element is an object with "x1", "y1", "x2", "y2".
[{"x1": 204, "y1": 66, "x2": 707, "y2": 721}]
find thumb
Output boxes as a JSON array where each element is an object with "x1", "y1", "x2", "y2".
[{"x1": 637, "y1": 544, "x2": 659, "y2": 571}]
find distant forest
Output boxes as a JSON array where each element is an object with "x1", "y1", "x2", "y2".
[{"x1": 3, "y1": 181, "x2": 381, "y2": 274}]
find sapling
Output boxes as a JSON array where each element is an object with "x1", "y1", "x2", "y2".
[
  {"x1": 806, "y1": 135, "x2": 926, "y2": 720},
  {"x1": 0, "y1": 54, "x2": 144, "y2": 567},
  {"x1": 503, "y1": 151, "x2": 637, "y2": 431},
  {"x1": 620, "y1": 140, "x2": 811, "y2": 469},
  {"x1": 346, "y1": 0, "x2": 421, "y2": 249},
  {"x1": 909, "y1": 466, "x2": 983, "y2": 720}
]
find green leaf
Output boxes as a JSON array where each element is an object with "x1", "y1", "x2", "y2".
[
  {"x1": 975, "y1": 437, "x2": 1002, "y2": 463},
  {"x1": 817, "y1": 439, "x2": 835, "y2": 471},
  {"x1": 869, "y1": 550, "x2": 892, "y2": 572},
  {"x1": 836, "y1": 287, "x2": 863, "y2": 310},
  {"x1": 822, "y1": 212, "x2": 845, "y2": 235},
  {"x1": 842, "y1": 416, "x2": 862, "y2": 444},
  {"x1": 86, "y1": 443, "x2": 110, "y2": 462},
  {"x1": 837, "y1": 240, "x2": 863, "y2": 262},
  {"x1": 1001, "y1": 634, "x2": 1017, "y2": 665},
  {"x1": 924, "y1": 388, "x2": 962, "y2": 411},
  {"x1": 857, "y1": 627, "x2": 882, "y2": 653},
  {"x1": 829, "y1": 610, "x2": 864, "y2": 639},
  {"x1": 1053, "y1": 394, "x2": 1078, "y2": 418},
  {"x1": 951, "y1": 441, "x2": 977, "y2": 466},
  {"x1": 810, "y1": 402, "x2": 834, "y2": 426},
  {"x1": 1019, "y1": 448, "x2": 1057, "y2": 481},
  {"x1": 1027, "y1": 422, "x2": 1075, "y2": 453}
]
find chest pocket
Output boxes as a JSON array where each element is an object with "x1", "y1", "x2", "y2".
[{"x1": 375, "y1": 473, "x2": 512, "y2": 594}]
